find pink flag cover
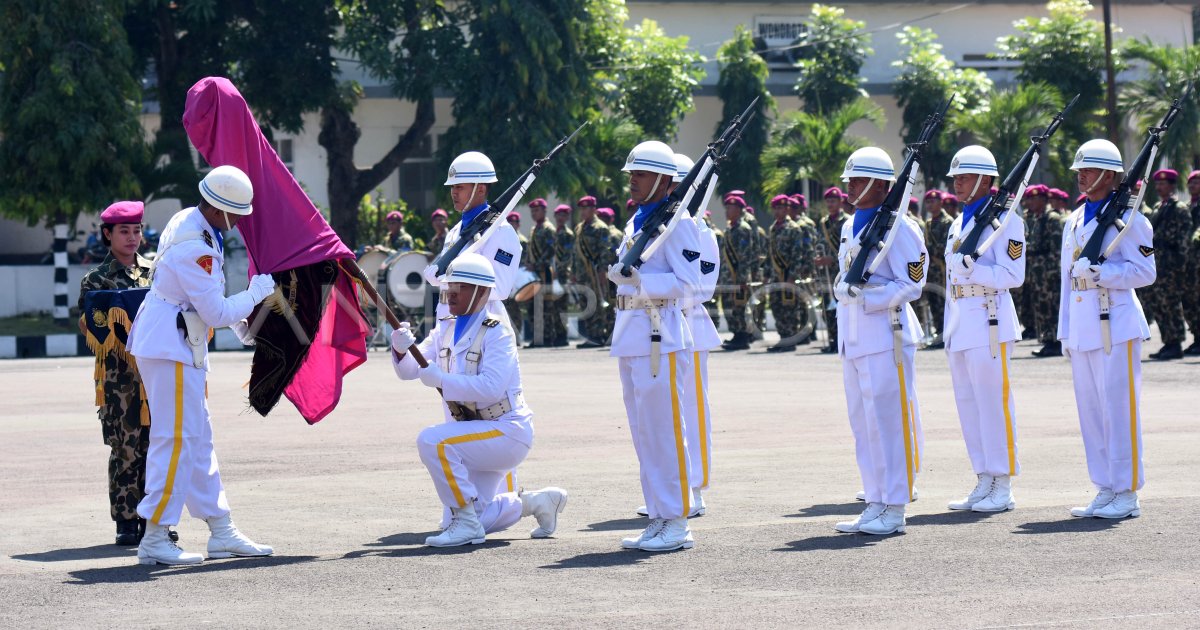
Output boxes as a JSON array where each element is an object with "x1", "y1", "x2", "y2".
[{"x1": 183, "y1": 76, "x2": 368, "y2": 424}]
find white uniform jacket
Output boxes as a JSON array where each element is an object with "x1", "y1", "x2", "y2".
[
  {"x1": 1057, "y1": 205, "x2": 1155, "y2": 352},
  {"x1": 943, "y1": 210, "x2": 1026, "y2": 352},
  {"x1": 687, "y1": 218, "x2": 723, "y2": 352},
  {"x1": 836, "y1": 214, "x2": 928, "y2": 360},
  {"x1": 394, "y1": 315, "x2": 533, "y2": 444},
  {"x1": 423, "y1": 208, "x2": 523, "y2": 306},
  {"x1": 128, "y1": 207, "x2": 257, "y2": 370},
  {"x1": 610, "y1": 213, "x2": 703, "y2": 358}
]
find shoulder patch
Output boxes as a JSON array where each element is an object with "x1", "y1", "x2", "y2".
[
  {"x1": 1138, "y1": 245, "x2": 1155, "y2": 258},
  {"x1": 700, "y1": 260, "x2": 716, "y2": 275},
  {"x1": 494, "y1": 249, "x2": 514, "y2": 266},
  {"x1": 907, "y1": 254, "x2": 925, "y2": 282},
  {"x1": 1007, "y1": 239, "x2": 1024, "y2": 260},
  {"x1": 481, "y1": 318, "x2": 501, "y2": 328},
  {"x1": 682, "y1": 249, "x2": 700, "y2": 262},
  {"x1": 196, "y1": 255, "x2": 214, "y2": 275}
]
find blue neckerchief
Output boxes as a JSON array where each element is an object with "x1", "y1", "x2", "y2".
[
  {"x1": 633, "y1": 199, "x2": 667, "y2": 234},
  {"x1": 214, "y1": 229, "x2": 224, "y2": 253},
  {"x1": 962, "y1": 195, "x2": 991, "y2": 227},
  {"x1": 852, "y1": 205, "x2": 881, "y2": 237},
  {"x1": 461, "y1": 202, "x2": 489, "y2": 230},
  {"x1": 453, "y1": 311, "x2": 479, "y2": 345},
  {"x1": 1084, "y1": 193, "x2": 1113, "y2": 224}
]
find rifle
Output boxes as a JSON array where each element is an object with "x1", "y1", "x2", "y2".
[
  {"x1": 956, "y1": 94, "x2": 1079, "y2": 259},
  {"x1": 845, "y1": 98, "x2": 951, "y2": 286},
  {"x1": 433, "y1": 121, "x2": 589, "y2": 275},
  {"x1": 1080, "y1": 83, "x2": 1192, "y2": 265},
  {"x1": 618, "y1": 97, "x2": 761, "y2": 275}
]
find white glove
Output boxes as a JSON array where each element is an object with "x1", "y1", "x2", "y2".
[
  {"x1": 248, "y1": 274, "x2": 276, "y2": 303},
  {"x1": 950, "y1": 253, "x2": 974, "y2": 278},
  {"x1": 607, "y1": 263, "x2": 641, "y2": 286},
  {"x1": 834, "y1": 282, "x2": 862, "y2": 305},
  {"x1": 422, "y1": 263, "x2": 442, "y2": 287},
  {"x1": 419, "y1": 364, "x2": 444, "y2": 388},
  {"x1": 230, "y1": 319, "x2": 256, "y2": 346},
  {"x1": 390, "y1": 322, "x2": 417, "y2": 353},
  {"x1": 1071, "y1": 258, "x2": 1100, "y2": 282}
]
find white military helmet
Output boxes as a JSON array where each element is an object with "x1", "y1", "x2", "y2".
[
  {"x1": 444, "y1": 151, "x2": 498, "y2": 185},
  {"x1": 622, "y1": 141, "x2": 677, "y2": 176},
  {"x1": 443, "y1": 252, "x2": 496, "y2": 288},
  {"x1": 947, "y1": 145, "x2": 1000, "y2": 177},
  {"x1": 199, "y1": 165, "x2": 254, "y2": 215},
  {"x1": 1071, "y1": 139, "x2": 1123, "y2": 172},
  {"x1": 672, "y1": 153, "x2": 695, "y2": 183},
  {"x1": 840, "y1": 147, "x2": 896, "y2": 182}
]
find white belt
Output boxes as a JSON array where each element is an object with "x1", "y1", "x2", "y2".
[
  {"x1": 951, "y1": 284, "x2": 1004, "y2": 300},
  {"x1": 149, "y1": 288, "x2": 185, "y2": 308},
  {"x1": 616, "y1": 296, "x2": 677, "y2": 310},
  {"x1": 1071, "y1": 277, "x2": 1101, "y2": 291},
  {"x1": 453, "y1": 393, "x2": 526, "y2": 421}
]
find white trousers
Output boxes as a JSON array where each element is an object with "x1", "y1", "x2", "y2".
[
  {"x1": 619, "y1": 352, "x2": 694, "y2": 520},
  {"x1": 842, "y1": 345, "x2": 922, "y2": 506},
  {"x1": 1069, "y1": 339, "x2": 1145, "y2": 492},
  {"x1": 948, "y1": 342, "x2": 1020, "y2": 477},
  {"x1": 416, "y1": 421, "x2": 528, "y2": 534},
  {"x1": 683, "y1": 350, "x2": 712, "y2": 490},
  {"x1": 135, "y1": 358, "x2": 230, "y2": 526}
]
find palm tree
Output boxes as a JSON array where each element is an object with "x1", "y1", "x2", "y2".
[
  {"x1": 949, "y1": 83, "x2": 1066, "y2": 186},
  {"x1": 1120, "y1": 38, "x2": 1200, "y2": 171},
  {"x1": 760, "y1": 98, "x2": 884, "y2": 197}
]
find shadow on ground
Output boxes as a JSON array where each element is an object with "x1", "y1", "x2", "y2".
[
  {"x1": 784, "y1": 503, "x2": 863, "y2": 518},
  {"x1": 65, "y1": 555, "x2": 318, "y2": 585},
  {"x1": 540, "y1": 549, "x2": 664, "y2": 569},
  {"x1": 1014, "y1": 517, "x2": 1125, "y2": 535},
  {"x1": 579, "y1": 517, "x2": 647, "y2": 532},
  {"x1": 13, "y1": 544, "x2": 137, "y2": 563}
]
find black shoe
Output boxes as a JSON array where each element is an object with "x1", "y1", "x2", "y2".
[
  {"x1": 115, "y1": 519, "x2": 140, "y2": 546},
  {"x1": 766, "y1": 343, "x2": 796, "y2": 353},
  {"x1": 820, "y1": 344, "x2": 837, "y2": 354},
  {"x1": 1150, "y1": 342, "x2": 1183, "y2": 360},
  {"x1": 722, "y1": 333, "x2": 751, "y2": 351},
  {"x1": 1185, "y1": 341, "x2": 1200, "y2": 356},
  {"x1": 576, "y1": 340, "x2": 605, "y2": 349},
  {"x1": 1021, "y1": 328, "x2": 1037, "y2": 340},
  {"x1": 1032, "y1": 341, "x2": 1062, "y2": 358}
]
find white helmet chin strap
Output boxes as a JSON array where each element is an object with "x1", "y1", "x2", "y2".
[
  {"x1": 222, "y1": 211, "x2": 233, "y2": 233},
  {"x1": 1083, "y1": 171, "x2": 1109, "y2": 195},
  {"x1": 851, "y1": 178, "x2": 876, "y2": 206},
  {"x1": 638, "y1": 174, "x2": 664, "y2": 205},
  {"x1": 967, "y1": 174, "x2": 984, "y2": 202}
]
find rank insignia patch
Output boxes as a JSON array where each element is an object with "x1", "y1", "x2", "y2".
[
  {"x1": 494, "y1": 249, "x2": 513, "y2": 266},
  {"x1": 683, "y1": 249, "x2": 700, "y2": 262},
  {"x1": 196, "y1": 255, "x2": 214, "y2": 275},
  {"x1": 202, "y1": 231, "x2": 214, "y2": 248},
  {"x1": 907, "y1": 254, "x2": 925, "y2": 282},
  {"x1": 700, "y1": 260, "x2": 716, "y2": 275},
  {"x1": 1139, "y1": 245, "x2": 1155, "y2": 257},
  {"x1": 1007, "y1": 239, "x2": 1024, "y2": 260}
]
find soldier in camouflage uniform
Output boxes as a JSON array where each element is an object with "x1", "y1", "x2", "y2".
[
  {"x1": 551, "y1": 204, "x2": 574, "y2": 346},
  {"x1": 924, "y1": 190, "x2": 953, "y2": 348},
  {"x1": 503, "y1": 212, "x2": 529, "y2": 341},
  {"x1": 1144, "y1": 169, "x2": 1193, "y2": 360},
  {"x1": 1184, "y1": 172, "x2": 1200, "y2": 355},
  {"x1": 1022, "y1": 185, "x2": 1066, "y2": 357},
  {"x1": 524, "y1": 199, "x2": 558, "y2": 347},
  {"x1": 787, "y1": 195, "x2": 818, "y2": 344},
  {"x1": 767, "y1": 196, "x2": 806, "y2": 352},
  {"x1": 720, "y1": 194, "x2": 757, "y2": 350},
  {"x1": 816, "y1": 187, "x2": 848, "y2": 353},
  {"x1": 427, "y1": 209, "x2": 449, "y2": 256},
  {"x1": 743, "y1": 205, "x2": 769, "y2": 338},
  {"x1": 77, "y1": 201, "x2": 153, "y2": 546},
  {"x1": 573, "y1": 196, "x2": 615, "y2": 348},
  {"x1": 379, "y1": 210, "x2": 415, "y2": 253}
]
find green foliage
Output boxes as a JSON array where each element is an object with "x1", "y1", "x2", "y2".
[
  {"x1": 761, "y1": 98, "x2": 884, "y2": 196},
  {"x1": 575, "y1": 114, "x2": 645, "y2": 207},
  {"x1": 950, "y1": 83, "x2": 1067, "y2": 187},
  {"x1": 357, "y1": 190, "x2": 418, "y2": 248},
  {"x1": 1120, "y1": 38, "x2": 1200, "y2": 171},
  {"x1": 0, "y1": 0, "x2": 147, "y2": 223},
  {"x1": 610, "y1": 19, "x2": 707, "y2": 140},
  {"x1": 998, "y1": 0, "x2": 1113, "y2": 145},
  {"x1": 715, "y1": 25, "x2": 776, "y2": 199},
  {"x1": 793, "y1": 4, "x2": 872, "y2": 115}
]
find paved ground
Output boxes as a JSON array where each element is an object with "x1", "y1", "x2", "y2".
[{"x1": 2, "y1": 335, "x2": 1199, "y2": 628}]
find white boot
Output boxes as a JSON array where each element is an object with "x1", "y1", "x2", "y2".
[
  {"x1": 137, "y1": 522, "x2": 203, "y2": 566},
  {"x1": 948, "y1": 473, "x2": 994, "y2": 511},
  {"x1": 834, "y1": 502, "x2": 885, "y2": 533},
  {"x1": 621, "y1": 518, "x2": 665, "y2": 549},
  {"x1": 520, "y1": 487, "x2": 567, "y2": 538},
  {"x1": 638, "y1": 517, "x2": 694, "y2": 552},
  {"x1": 854, "y1": 490, "x2": 866, "y2": 502},
  {"x1": 1070, "y1": 488, "x2": 1115, "y2": 518},
  {"x1": 635, "y1": 505, "x2": 649, "y2": 517},
  {"x1": 972, "y1": 475, "x2": 1014, "y2": 512},
  {"x1": 206, "y1": 514, "x2": 273, "y2": 558},
  {"x1": 1093, "y1": 491, "x2": 1140, "y2": 519},
  {"x1": 425, "y1": 504, "x2": 486, "y2": 547},
  {"x1": 689, "y1": 488, "x2": 707, "y2": 517},
  {"x1": 859, "y1": 504, "x2": 906, "y2": 535}
]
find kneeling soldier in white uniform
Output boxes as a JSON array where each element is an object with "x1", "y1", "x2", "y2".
[
  {"x1": 942, "y1": 146, "x2": 1025, "y2": 513},
  {"x1": 393, "y1": 253, "x2": 566, "y2": 547},
  {"x1": 608, "y1": 141, "x2": 703, "y2": 552},
  {"x1": 128, "y1": 165, "x2": 278, "y2": 565},
  {"x1": 1060, "y1": 140, "x2": 1156, "y2": 519}
]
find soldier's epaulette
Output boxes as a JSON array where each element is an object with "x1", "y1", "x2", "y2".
[
  {"x1": 202, "y1": 230, "x2": 214, "y2": 249},
  {"x1": 481, "y1": 318, "x2": 501, "y2": 328}
]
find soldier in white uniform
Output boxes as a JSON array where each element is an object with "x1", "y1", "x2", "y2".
[
  {"x1": 1059, "y1": 139, "x2": 1156, "y2": 519},
  {"x1": 941, "y1": 146, "x2": 1026, "y2": 513},
  {"x1": 607, "y1": 141, "x2": 703, "y2": 552},
  {"x1": 831, "y1": 147, "x2": 928, "y2": 536},
  {"x1": 128, "y1": 166, "x2": 278, "y2": 565},
  {"x1": 393, "y1": 253, "x2": 567, "y2": 547}
]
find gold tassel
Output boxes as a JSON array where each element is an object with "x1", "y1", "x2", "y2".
[
  {"x1": 94, "y1": 354, "x2": 105, "y2": 406},
  {"x1": 139, "y1": 379, "x2": 150, "y2": 426}
]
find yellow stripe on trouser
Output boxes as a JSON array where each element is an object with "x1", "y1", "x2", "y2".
[
  {"x1": 151, "y1": 362, "x2": 186, "y2": 524},
  {"x1": 908, "y1": 401, "x2": 919, "y2": 472},
  {"x1": 506, "y1": 471, "x2": 514, "y2": 493},
  {"x1": 1000, "y1": 342, "x2": 1017, "y2": 476},
  {"x1": 438, "y1": 429, "x2": 505, "y2": 508},
  {"x1": 1126, "y1": 341, "x2": 1139, "y2": 491},
  {"x1": 693, "y1": 352, "x2": 709, "y2": 488},
  {"x1": 896, "y1": 359, "x2": 915, "y2": 501},
  {"x1": 669, "y1": 353, "x2": 690, "y2": 516}
]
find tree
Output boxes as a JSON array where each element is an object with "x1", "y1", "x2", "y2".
[
  {"x1": 892, "y1": 26, "x2": 992, "y2": 188},
  {"x1": 715, "y1": 25, "x2": 775, "y2": 199},
  {"x1": 0, "y1": 0, "x2": 147, "y2": 323},
  {"x1": 949, "y1": 83, "x2": 1066, "y2": 185},
  {"x1": 609, "y1": 18, "x2": 707, "y2": 141},
  {"x1": 575, "y1": 114, "x2": 645, "y2": 209},
  {"x1": 793, "y1": 4, "x2": 872, "y2": 115},
  {"x1": 760, "y1": 98, "x2": 884, "y2": 196},
  {"x1": 1120, "y1": 38, "x2": 1200, "y2": 171}
]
